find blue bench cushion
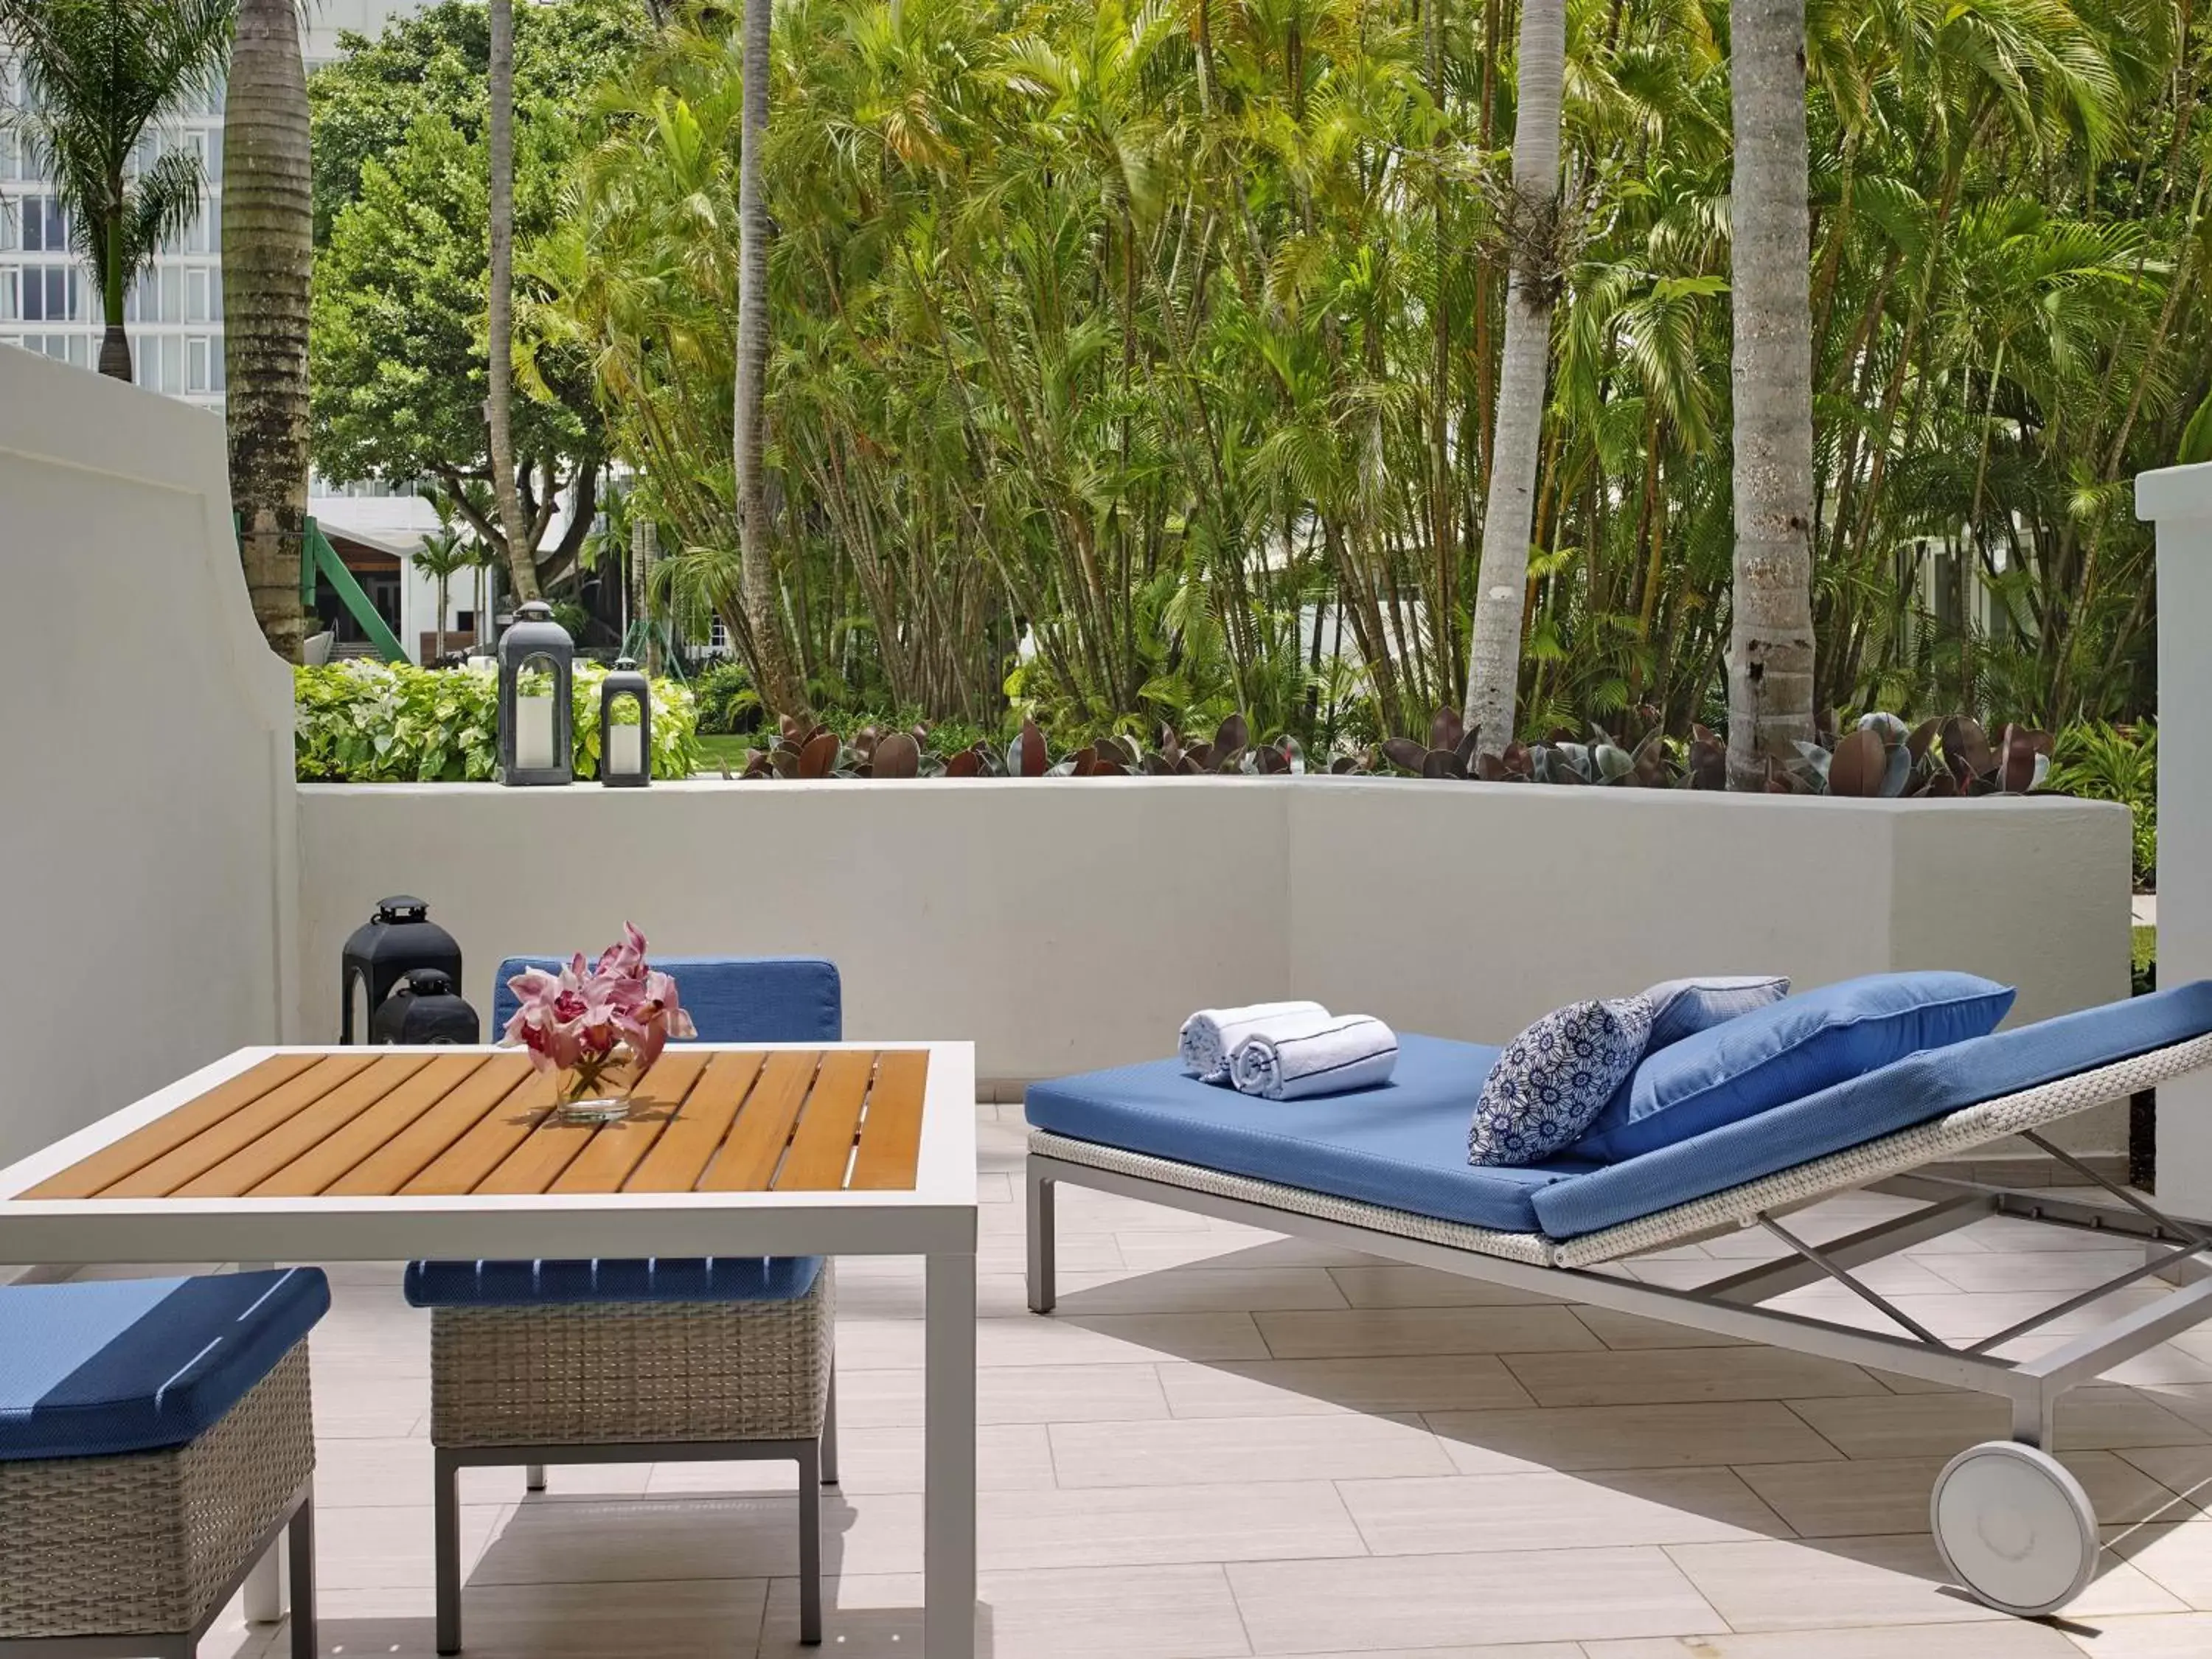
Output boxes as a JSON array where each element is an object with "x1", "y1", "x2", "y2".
[
  {"x1": 1026, "y1": 984, "x2": 2212, "y2": 1242},
  {"x1": 404, "y1": 1256, "x2": 825, "y2": 1308},
  {"x1": 0, "y1": 1268, "x2": 330, "y2": 1461},
  {"x1": 1027, "y1": 1035, "x2": 1595, "y2": 1234}
]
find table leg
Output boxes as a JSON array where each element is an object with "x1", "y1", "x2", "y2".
[
  {"x1": 240, "y1": 1260, "x2": 289, "y2": 1624},
  {"x1": 925, "y1": 1251, "x2": 976, "y2": 1658}
]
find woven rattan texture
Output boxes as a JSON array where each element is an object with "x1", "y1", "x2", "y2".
[
  {"x1": 428, "y1": 1265, "x2": 835, "y2": 1449},
  {"x1": 0, "y1": 1342, "x2": 313, "y2": 1640}
]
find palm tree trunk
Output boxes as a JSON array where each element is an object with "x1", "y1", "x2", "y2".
[
  {"x1": 735, "y1": 0, "x2": 811, "y2": 720},
  {"x1": 1461, "y1": 0, "x2": 1565, "y2": 753},
  {"x1": 98, "y1": 201, "x2": 131, "y2": 379},
  {"x1": 486, "y1": 0, "x2": 538, "y2": 605},
  {"x1": 1725, "y1": 0, "x2": 1816, "y2": 788},
  {"x1": 223, "y1": 0, "x2": 312, "y2": 664},
  {"x1": 632, "y1": 512, "x2": 661, "y2": 672}
]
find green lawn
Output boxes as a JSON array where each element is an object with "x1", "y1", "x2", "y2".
[{"x1": 695, "y1": 733, "x2": 754, "y2": 775}]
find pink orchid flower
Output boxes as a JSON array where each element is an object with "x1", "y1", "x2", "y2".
[{"x1": 502, "y1": 925, "x2": 689, "y2": 1085}]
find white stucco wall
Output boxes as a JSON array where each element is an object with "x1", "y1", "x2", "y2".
[
  {"x1": 0, "y1": 347, "x2": 296, "y2": 1167},
  {"x1": 295, "y1": 778, "x2": 2133, "y2": 1149},
  {"x1": 2142, "y1": 460, "x2": 2212, "y2": 1209}
]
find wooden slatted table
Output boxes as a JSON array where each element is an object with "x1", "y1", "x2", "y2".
[{"x1": 0, "y1": 1042, "x2": 978, "y2": 1658}]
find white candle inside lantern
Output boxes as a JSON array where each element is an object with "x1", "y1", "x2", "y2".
[
  {"x1": 516, "y1": 695, "x2": 557, "y2": 772},
  {"x1": 609, "y1": 723, "x2": 644, "y2": 778}
]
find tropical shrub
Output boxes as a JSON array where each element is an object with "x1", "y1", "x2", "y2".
[
  {"x1": 689, "y1": 659, "x2": 759, "y2": 734},
  {"x1": 296, "y1": 659, "x2": 700, "y2": 782},
  {"x1": 2050, "y1": 724, "x2": 2157, "y2": 890}
]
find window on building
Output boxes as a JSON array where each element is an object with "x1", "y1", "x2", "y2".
[
  {"x1": 19, "y1": 195, "x2": 67, "y2": 253},
  {"x1": 186, "y1": 335, "x2": 212, "y2": 393},
  {"x1": 186, "y1": 266, "x2": 210, "y2": 323},
  {"x1": 0, "y1": 271, "x2": 14, "y2": 321},
  {"x1": 160, "y1": 334, "x2": 183, "y2": 394},
  {"x1": 19, "y1": 266, "x2": 74, "y2": 323}
]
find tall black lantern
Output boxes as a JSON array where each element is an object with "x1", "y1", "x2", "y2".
[
  {"x1": 599, "y1": 658, "x2": 653, "y2": 787},
  {"x1": 341, "y1": 896, "x2": 463, "y2": 1044},
  {"x1": 498, "y1": 599, "x2": 574, "y2": 786},
  {"x1": 369, "y1": 969, "x2": 481, "y2": 1046}
]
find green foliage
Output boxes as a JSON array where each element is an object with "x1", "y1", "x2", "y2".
[
  {"x1": 307, "y1": 0, "x2": 640, "y2": 509},
  {"x1": 295, "y1": 659, "x2": 700, "y2": 782},
  {"x1": 2051, "y1": 723, "x2": 2158, "y2": 890},
  {"x1": 689, "y1": 659, "x2": 760, "y2": 735},
  {"x1": 2134, "y1": 925, "x2": 2157, "y2": 998}
]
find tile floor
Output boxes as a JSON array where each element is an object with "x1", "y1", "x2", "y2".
[{"x1": 147, "y1": 1103, "x2": 2212, "y2": 1656}]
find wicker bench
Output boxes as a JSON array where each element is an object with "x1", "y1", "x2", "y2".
[{"x1": 0, "y1": 1268, "x2": 329, "y2": 1659}]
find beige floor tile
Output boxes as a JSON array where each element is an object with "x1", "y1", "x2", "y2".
[
  {"x1": 1738, "y1": 1451, "x2": 2191, "y2": 1537},
  {"x1": 1569, "y1": 1306, "x2": 1753, "y2": 1349},
  {"x1": 2101, "y1": 1521, "x2": 2212, "y2": 1607},
  {"x1": 1160, "y1": 1354, "x2": 1536, "y2": 1417},
  {"x1": 472, "y1": 1489, "x2": 919, "y2": 1581},
  {"x1": 2119, "y1": 1444, "x2": 2212, "y2": 1509},
  {"x1": 840, "y1": 1310, "x2": 1270, "y2": 1368},
  {"x1": 1054, "y1": 1265, "x2": 1351, "y2": 1312},
  {"x1": 644, "y1": 1423, "x2": 1060, "y2": 1495},
  {"x1": 2067, "y1": 1613, "x2": 2212, "y2": 1654},
  {"x1": 1958, "y1": 1216, "x2": 2150, "y2": 1253},
  {"x1": 1113, "y1": 1231, "x2": 1388, "y2": 1270},
  {"x1": 1326, "y1": 1264, "x2": 1563, "y2": 1307},
  {"x1": 1665, "y1": 1534, "x2": 2184, "y2": 1630},
  {"x1": 832, "y1": 1360, "x2": 1172, "y2": 1427},
  {"x1": 757, "y1": 1565, "x2": 1253, "y2": 1658},
  {"x1": 1923, "y1": 1249, "x2": 2157, "y2": 1295},
  {"x1": 1588, "y1": 1621, "x2": 2083, "y2": 1656},
  {"x1": 1426, "y1": 1401, "x2": 1843, "y2": 1473},
  {"x1": 1281, "y1": 1649, "x2": 1581, "y2": 1659},
  {"x1": 1053, "y1": 1185, "x2": 1227, "y2": 1232},
  {"x1": 1338, "y1": 1467, "x2": 1788, "y2": 1554},
  {"x1": 312, "y1": 1437, "x2": 653, "y2": 1506},
  {"x1": 1049, "y1": 1411, "x2": 1455, "y2": 1486},
  {"x1": 1228, "y1": 1546, "x2": 1723, "y2": 1650},
  {"x1": 1787, "y1": 1386, "x2": 2209, "y2": 1458},
  {"x1": 1500, "y1": 1346, "x2": 1886, "y2": 1407},
  {"x1": 305, "y1": 1579, "x2": 769, "y2": 1657},
  {"x1": 975, "y1": 1479, "x2": 1364, "y2": 1568},
  {"x1": 313, "y1": 1503, "x2": 509, "y2": 1590},
  {"x1": 1255, "y1": 1304, "x2": 1600, "y2": 1360}
]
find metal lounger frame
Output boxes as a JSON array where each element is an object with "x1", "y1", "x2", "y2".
[{"x1": 1026, "y1": 1131, "x2": 2212, "y2": 1452}]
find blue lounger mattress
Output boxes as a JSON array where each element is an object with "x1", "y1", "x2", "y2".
[{"x1": 1026, "y1": 983, "x2": 2212, "y2": 1241}]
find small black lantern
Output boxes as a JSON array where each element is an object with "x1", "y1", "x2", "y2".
[
  {"x1": 599, "y1": 657, "x2": 653, "y2": 787},
  {"x1": 498, "y1": 599, "x2": 574, "y2": 786},
  {"x1": 341, "y1": 895, "x2": 464, "y2": 1044},
  {"x1": 369, "y1": 969, "x2": 481, "y2": 1046}
]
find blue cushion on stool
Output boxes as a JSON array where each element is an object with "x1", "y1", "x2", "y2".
[
  {"x1": 404, "y1": 1256, "x2": 824, "y2": 1307},
  {"x1": 0, "y1": 1268, "x2": 330, "y2": 1461}
]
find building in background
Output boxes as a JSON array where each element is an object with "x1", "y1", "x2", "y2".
[{"x1": 0, "y1": 1, "x2": 481, "y2": 663}]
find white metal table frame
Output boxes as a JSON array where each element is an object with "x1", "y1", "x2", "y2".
[{"x1": 0, "y1": 1042, "x2": 980, "y2": 1659}]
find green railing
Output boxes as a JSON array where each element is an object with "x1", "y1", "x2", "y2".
[{"x1": 295, "y1": 517, "x2": 407, "y2": 664}]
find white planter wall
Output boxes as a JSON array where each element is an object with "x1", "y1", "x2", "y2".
[
  {"x1": 0, "y1": 349, "x2": 296, "y2": 1169},
  {"x1": 296, "y1": 777, "x2": 2133, "y2": 1151}
]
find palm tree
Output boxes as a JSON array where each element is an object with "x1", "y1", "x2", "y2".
[
  {"x1": 226, "y1": 0, "x2": 313, "y2": 663},
  {"x1": 411, "y1": 501, "x2": 480, "y2": 664},
  {"x1": 1725, "y1": 0, "x2": 1816, "y2": 787},
  {"x1": 0, "y1": 0, "x2": 231, "y2": 381},
  {"x1": 735, "y1": 0, "x2": 811, "y2": 721},
  {"x1": 486, "y1": 0, "x2": 539, "y2": 604},
  {"x1": 1461, "y1": 0, "x2": 1566, "y2": 754}
]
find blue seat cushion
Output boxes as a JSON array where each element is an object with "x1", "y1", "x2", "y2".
[
  {"x1": 404, "y1": 1256, "x2": 825, "y2": 1309},
  {"x1": 1573, "y1": 971, "x2": 2017, "y2": 1164},
  {"x1": 492, "y1": 956, "x2": 841, "y2": 1044},
  {"x1": 1027, "y1": 1034, "x2": 1593, "y2": 1234},
  {"x1": 0, "y1": 1268, "x2": 330, "y2": 1461},
  {"x1": 1028, "y1": 985, "x2": 2212, "y2": 1242}
]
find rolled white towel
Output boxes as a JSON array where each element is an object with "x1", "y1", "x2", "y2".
[
  {"x1": 1179, "y1": 1000, "x2": 1330, "y2": 1081},
  {"x1": 1230, "y1": 1013, "x2": 1399, "y2": 1101}
]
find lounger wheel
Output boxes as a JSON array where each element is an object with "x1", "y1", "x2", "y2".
[{"x1": 1931, "y1": 1440, "x2": 2098, "y2": 1616}]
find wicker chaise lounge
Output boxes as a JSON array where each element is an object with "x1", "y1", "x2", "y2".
[
  {"x1": 1026, "y1": 983, "x2": 2212, "y2": 1618},
  {"x1": 0, "y1": 1267, "x2": 330, "y2": 1659}
]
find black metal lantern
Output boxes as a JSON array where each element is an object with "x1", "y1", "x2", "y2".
[
  {"x1": 498, "y1": 599, "x2": 574, "y2": 786},
  {"x1": 341, "y1": 895, "x2": 464, "y2": 1044},
  {"x1": 369, "y1": 969, "x2": 482, "y2": 1046},
  {"x1": 599, "y1": 657, "x2": 653, "y2": 788}
]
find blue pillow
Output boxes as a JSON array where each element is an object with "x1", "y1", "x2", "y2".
[
  {"x1": 1642, "y1": 975, "x2": 1791, "y2": 1050},
  {"x1": 1571, "y1": 971, "x2": 2016, "y2": 1164},
  {"x1": 1470, "y1": 996, "x2": 1654, "y2": 1167}
]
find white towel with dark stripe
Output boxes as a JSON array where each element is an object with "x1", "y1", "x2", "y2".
[
  {"x1": 1178, "y1": 1000, "x2": 1329, "y2": 1082},
  {"x1": 1229, "y1": 1013, "x2": 1399, "y2": 1100}
]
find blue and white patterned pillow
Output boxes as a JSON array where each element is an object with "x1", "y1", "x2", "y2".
[
  {"x1": 1469, "y1": 996, "x2": 1655, "y2": 1167},
  {"x1": 1642, "y1": 975, "x2": 1790, "y2": 1051}
]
